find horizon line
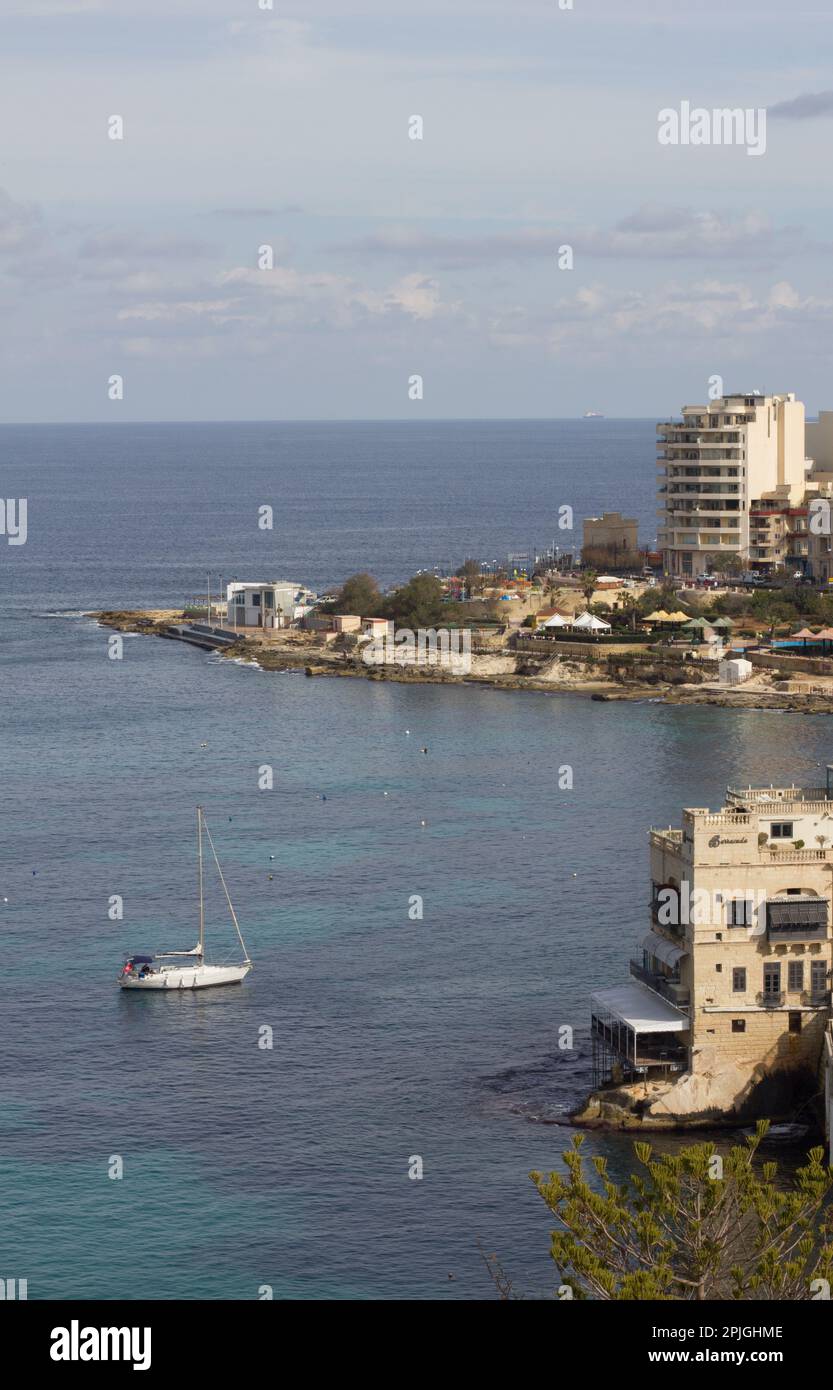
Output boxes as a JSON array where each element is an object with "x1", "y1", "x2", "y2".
[{"x1": 0, "y1": 414, "x2": 811, "y2": 428}]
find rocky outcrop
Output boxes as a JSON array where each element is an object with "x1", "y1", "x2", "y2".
[
  {"x1": 573, "y1": 1061, "x2": 819, "y2": 1131},
  {"x1": 90, "y1": 611, "x2": 833, "y2": 710}
]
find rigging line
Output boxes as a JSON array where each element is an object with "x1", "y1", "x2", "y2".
[{"x1": 202, "y1": 815, "x2": 251, "y2": 963}]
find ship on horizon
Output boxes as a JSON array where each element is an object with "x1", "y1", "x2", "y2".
[{"x1": 582, "y1": 410, "x2": 604, "y2": 419}]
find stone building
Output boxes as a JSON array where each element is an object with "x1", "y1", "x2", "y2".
[
  {"x1": 589, "y1": 773, "x2": 833, "y2": 1125},
  {"x1": 581, "y1": 511, "x2": 639, "y2": 568}
]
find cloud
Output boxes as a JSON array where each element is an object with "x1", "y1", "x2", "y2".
[
  {"x1": 105, "y1": 262, "x2": 459, "y2": 356},
  {"x1": 209, "y1": 207, "x2": 301, "y2": 219},
  {"x1": 769, "y1": 90, "x2": 833, "y2": 119},
  {"x1": 0, "y1": 188, "x2": 44, "y2": 255},
  {"x1": 335, "y1": 207, "x2": 818, "y2": 268},
  {"x1": 77, "y1": 232, "x2": 215, "y2": 262},
  {"x1": 486, "y1": 278, "x2": 833, "y2": 360}
]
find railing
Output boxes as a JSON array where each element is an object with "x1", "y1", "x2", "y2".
[
  {"x1": 634, "y1": 1040, "x2": 688, "y2": 1066},
  {"x1": 629, "y1": 960, "x2": 690, "y2": 1007},
  {"x1": 649, "y1": 828, "x2": 683, "y2": 850},
  {"x1": 800, "y1": 991, "x2": 831, "y2": 1009},
  {"x1": 757, "y1": 991, "x2": 786, "y2": 1008},
  {"x1": 726, "y1": 785, "x2": 830, "y2": 804},
  {"x1": 764, "y1": 849, "x2": 830, "y2": 864}
]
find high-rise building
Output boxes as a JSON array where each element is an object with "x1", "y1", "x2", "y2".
[{"x1": 657, "y1": 392, "x2": 806, "y2": 577}]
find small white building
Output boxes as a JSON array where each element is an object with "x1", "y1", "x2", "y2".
[
  {"x1": 226, "y1": 581, "x2": 297, "y2": 630},
  {"x1": 718, "y1": 657, "x2": 753, "y2": 685}
]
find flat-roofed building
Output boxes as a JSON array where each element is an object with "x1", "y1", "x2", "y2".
[
  {"x1": 582, "y1": 511, "x2": 639, "y2": 568},
  {"x1": 226, "y1": 581, "x2": 297, "y2": 630},
  {"x1": 658, "y1": 392, "x2": 806, "y2": 578}
]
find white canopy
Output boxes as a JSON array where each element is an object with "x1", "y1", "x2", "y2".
[
  {"x1": 591, "y1": 981, "x2": 688, "y2": 1033},
  {"x1": 573, "y1": 611, "x2": 611, "y2": 631},
  {"x1": 641, "y1": 932, "x2": 685, "y2": 968},
  {"x1": 541, "y1": 612, "x2": 569, "y2": 628}
]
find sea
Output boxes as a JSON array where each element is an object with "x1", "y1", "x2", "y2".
[{"x1": 0, "y1": 419, "x2": 828, "y2": 1300}]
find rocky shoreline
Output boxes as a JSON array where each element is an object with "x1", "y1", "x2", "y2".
[{"x1": 91, "y1": 611, "x2": 833, "y2": 712}]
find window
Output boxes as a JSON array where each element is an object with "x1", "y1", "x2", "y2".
[
  {"x1": 789, "y1": 1012, "x2": 802, "y2": 1035},
  {"x1": 264, "y1": 591, "x2": 274, "y2": 608},
  {"x1": 728, "y1": 897, "x2": 754, "y2": 927},
  {"x1": 715, "y1": 963, "x2": 722, "y2": 972},
  {"x1": 788, "y1": 961, "x2": 804, "y2": 992},
  {"x1": 811, "y1": 960, "x2": 827, "y2": 999},
  {"x1": 770, "y1": 822, "x2": 793, "y2": 839},
  {"x1": 251, "y1": 593, "x2": 261, "y2": 606},
  {"x1": 732, "y1": 967, "x2": 746, "y2": 992},
  {"x1": 732, "y1": 1019, "x2": 746, "y2": 1033},
  {"x1": 763, "y1": 963, "x2": 781, "y2": 997}
]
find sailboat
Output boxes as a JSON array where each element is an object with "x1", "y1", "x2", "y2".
[{"x1": 118, "y1": 808, "x2": 252, "y2": 990}]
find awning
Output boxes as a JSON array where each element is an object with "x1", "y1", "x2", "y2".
[
  {"x1": 641, "y1": 932, "x2": 685, "y2": 968},
  {"x1": 591, "y1": 981, "x2": 688, "y2": 1033},
  {"x1": 767, "y1": 898, "x2": 828, "y2": 927}
]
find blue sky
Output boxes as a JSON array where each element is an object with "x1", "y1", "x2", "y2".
[{"x1": 2, "y1": 0, "x2": 833, "y2": 420}]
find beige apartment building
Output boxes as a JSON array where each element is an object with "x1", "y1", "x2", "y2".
[
  {"x1": 591, "y1": 774, "x2": 833, "y2": 1123},
  {"x1": 657, "y1": 391, "x2": 806, "y2": 578}
]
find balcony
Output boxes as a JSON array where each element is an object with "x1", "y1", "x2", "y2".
[
  {"x1": 629, "y1": 959, "x2": 690, "y2": 1007},
  {"x1": 801, "y1": 991, "x2": 831, "y2": 1009},
  {"x1": 757, "y1": 991, "x2": 786, "y2": 1008},
  {"x1": 766, "y1": 899, "x2": 828, "y2": 942},
  {"x1": 650, "y1": 828, "x2": 684, "y2": 851}
]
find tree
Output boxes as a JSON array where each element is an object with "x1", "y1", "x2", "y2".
[
  {"x1": 456, "y1": 558, "x2": 485, "y2": 598},
  {"x1": 530, "y1": 1127, "x2": 833, "y2": 1301},
  {"x1": 708, "y1": 552, "x2": 742, "y2": 576},
  {"x1": 581, "y1": 570, "x2": 597, "y2": 604},
  {"x1": 333, "y1": 572, "x2": 381, "y2": 617},
  {"x1": 752, "y1": 593, "x2": 795, "y2": 642},
  {"x1": 619, "y1": 591, "x2": 641, "y2": 633},
  {"x1": 386, "y1": 573, "x2": 445, "y2": 628}
]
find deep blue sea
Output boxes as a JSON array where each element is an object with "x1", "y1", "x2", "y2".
[{"x1": 0, "y1": 420, "x2": 828, "y2": 1300}]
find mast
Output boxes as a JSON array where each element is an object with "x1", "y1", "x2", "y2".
[{"x1": 197, "y1": 805, "x2": 205, "y2": 957}]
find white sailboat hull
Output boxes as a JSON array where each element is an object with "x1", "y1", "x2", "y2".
[{"x1": 120, "y1": 962, "x2": 251, "y2": 990}]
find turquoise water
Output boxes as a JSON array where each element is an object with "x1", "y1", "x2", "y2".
[{"x1": 1, "y1": 421, "x2": 829, "y2": 1299}]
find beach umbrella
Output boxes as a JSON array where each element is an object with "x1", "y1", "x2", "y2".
[{"x1": 643, "y1": 609, "x2": 671, "y2": 623}]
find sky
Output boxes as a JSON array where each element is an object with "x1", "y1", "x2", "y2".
[{"x1": 2, "y1": 0, "x2": 833, "y2": 421}]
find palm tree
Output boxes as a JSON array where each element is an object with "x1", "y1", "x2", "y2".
[{"x1": 620, "y1": 591, "x2": 640, "y2": 632}]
